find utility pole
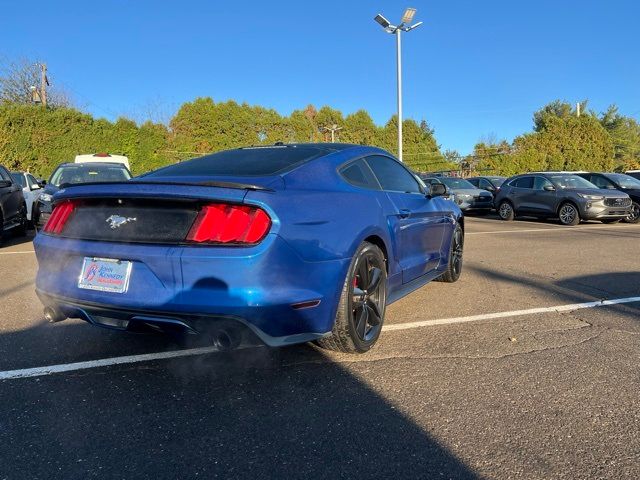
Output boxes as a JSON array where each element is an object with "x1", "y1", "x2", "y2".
[
  {"x1": 576, "y1": 102, "x2": 581, "y2": 117},
  {"x1": 321, "y1": 124, "x2": 343, "y2": 142},
  {"x1": 37, "y1": 63, "x2": 49, "y2": 107}
]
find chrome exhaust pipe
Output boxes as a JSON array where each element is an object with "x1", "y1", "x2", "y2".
[
  {"x1": 211, "y1": 329, "x2": 239, "y2": 351},
  {"x1": 44, "y1": 306, "x2": 66, "y2": 323}
]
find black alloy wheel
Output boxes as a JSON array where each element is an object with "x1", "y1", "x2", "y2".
[
  {"x1": 351, "y1": 251, "x2": 385, "y2": 343},
  {"x1": 436, "y1": 224, "x2": 464, "y2": 283},
  {"x1": 318, "y1": 242, "x2": 387, "y2": 353}
]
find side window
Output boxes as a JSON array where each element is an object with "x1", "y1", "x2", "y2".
[
  {"x1": 0, "y1": 167, "x2": 11, "y2": 182},
  {"x1": 479, "y1": 179, "x2": 493, "y2": 190},
  {"x1": 339, "y1": 159, "x2": 380, "y2": 190},
  {"x1": 513, "y1": 176, "x2": 534, "y2": 189},
  {"x1": 533, "y1": 176, "x2": 553, "y2": 190},
  {"x1": 27, "y1": 174, "x2": 38, "y2": 188},
  {"x1": 11, "y1": 173, "x2": 26, "y2": 188},
  {"x1": 589, "y1": 175, "x2": 614, "y2": 189},
  {"x1": 467, "y1": 178, "x2": 479, "y2": 187},
  {"x1": 365, "y1": 155, "x2": 422, "y2": 194}
]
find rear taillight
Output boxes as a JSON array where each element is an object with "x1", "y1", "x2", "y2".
[
  {"x1": 186, "y1": 204, "x2": 271, "y2": 244},
  {"x1": 43, "y1": 200, "x2": 76, "y2": 234}
]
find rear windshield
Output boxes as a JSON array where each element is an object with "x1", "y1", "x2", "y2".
[
  {"x1": 50, "y1": 165, "x2": 131, "y2": 187},
  {"x1": 144, "y1": 146, "x2": 329, "y2": 178},
  {"x1": 488, "y1": 177, "x2": 506, "y2": 186}
]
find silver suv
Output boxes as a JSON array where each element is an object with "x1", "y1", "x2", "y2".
[{"x1": 494, "y1": 173, "x2": 632, "y2": 225}]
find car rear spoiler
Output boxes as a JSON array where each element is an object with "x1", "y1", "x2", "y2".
[{"x1": 58, "y1": 180, "x2": 275, "y2": 192}]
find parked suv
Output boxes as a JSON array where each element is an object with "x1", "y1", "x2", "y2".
[
  {"x1": 466, "y1": 176, "x2": 506, "y2": 200},
  {"x1": 0, "y1": 164, "x2": 28, "y2": 245},
  {"x1": 577, "y1": 173, "x2": 640, "y2": 223},
  {"x1": 34, "y1": 162, "x2": 132, "y2": 229},
  {"x1": 421, "y1": 176, "x2": 493, "y2": 214},
  {"x1": 494, "y1": 173, "x2": 632, "y2": 225},
  {"x1": 11, "y1": 171, "x2": 43, "y2": 225}
]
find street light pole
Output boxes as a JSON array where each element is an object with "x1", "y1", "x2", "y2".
[
  {"x1": 374, "y1": 9, "x2": 423, "y2": 162},
  {"x1": 396, "y1": 28, "x2": 402, "y2": 162}
]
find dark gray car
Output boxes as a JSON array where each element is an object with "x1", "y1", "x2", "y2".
[
  {"x1": 494, "y1": 173, "x2": 632, "y2": 225},
  {"x1": 466, "y1": 176, "x2": 506, "y2": 199},
  {"x1": 0, "y1": 164, "x2": 28, "y2": 245},
  {"x1": 421, "y1": 176, "x2": 493, "y2": 214}
]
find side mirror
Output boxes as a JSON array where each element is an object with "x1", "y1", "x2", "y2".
[
  {"x1": 428, "y1": 183, "x2": 447, "y2": 197},
  {"x1": 39, "y1": 180, "x2": 47, "y2": 187},
  {"x1": 543, "y1": 185, "x2": 555, "y2": 191}
]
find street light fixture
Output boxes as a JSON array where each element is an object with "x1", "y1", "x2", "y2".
[{"x1": 373, "y1": 7, "x2": 423, "y2": 162}]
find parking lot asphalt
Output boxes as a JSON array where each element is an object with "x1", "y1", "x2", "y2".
[{"x1": 0, "y1": 216, "x2": 639, "y2": 479}]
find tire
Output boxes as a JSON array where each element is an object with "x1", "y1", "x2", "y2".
[
  {"x1": 624, "y1": 201, "x2": 640, "y2": 224},
  {"x1": 436, "y1": 224, "x2": 464, "y2": 283},
  {"x1": 600, "y1": 219, "x2": 620, "y2": 224},
  {"x1": 498, "y1": 201, "x2": 515, "y2": 221},
  {"x1": 317, "y1": 242, "x2": 387, "y2": 353},
  {"x1": 558, "y1": 202, "x2": 580, "y2": 226},
  {"x1": 15, "y1": 203, "x2": 28, "y2": 237}
]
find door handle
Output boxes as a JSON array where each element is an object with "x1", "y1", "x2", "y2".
[{"x1": 399, "y1": 209, "x2": 411, "y2": 219}]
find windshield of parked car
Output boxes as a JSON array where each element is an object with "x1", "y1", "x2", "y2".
[
  {"x1": 607, "y1": 173, "x2": 640, "y2": 189},
  {"x1": 144, "y1": 145, "x2": 332, "y2": 177},
  {"x1": 50, "y1": 165, "x2": 131, "y2": 187},
  {"x1": 439, "y1": 177, "x2": 476, "y2": 189},
  {"x1": 10, "y1": 173, "x2": 26, "y2": 188},
  {"x1": 549, "y1": 175, "x2": 597, "y2": 189}
]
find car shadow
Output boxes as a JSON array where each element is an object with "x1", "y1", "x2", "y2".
[
  {"x1": 467, "y1": 264, "x2": 640, "y2": 320},
  {"x1": 0, "y1": 229, "x2": 35, "y2": 249},
  {"x1": 0, "y1": 320, "x2": 480, "y2": 479}
]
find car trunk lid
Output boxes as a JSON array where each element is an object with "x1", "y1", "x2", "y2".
[{"x1": 48, "y1": 178, "x2": 282, "y2": 244}]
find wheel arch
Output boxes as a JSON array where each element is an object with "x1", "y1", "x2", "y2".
[{"x1": 363, "y1": 234, "x2": 389, "y2": 272}]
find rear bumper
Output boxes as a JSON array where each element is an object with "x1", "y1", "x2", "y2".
[
  {"x1": 33, "y1": 233, "x2": 350, "y2": 345},
  {"x1": 36, "y1": 290, "x2": 329, "y2": 347}
]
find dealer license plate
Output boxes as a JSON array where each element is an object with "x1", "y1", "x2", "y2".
[{"x1": 78, "y1": 257, "x2": 132, "y2": 293}]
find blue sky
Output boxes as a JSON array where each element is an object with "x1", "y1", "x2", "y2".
[{"x1": 1, "y1": 0, "x2": 638, "y2": 153}]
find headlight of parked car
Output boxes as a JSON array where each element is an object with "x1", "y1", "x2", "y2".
[
  {"x1": 39, "y1": 193, "x2": 53, "y2": 202},
  {"x1": 577, "y1": 193, "x2": 605, "y2": 200}
]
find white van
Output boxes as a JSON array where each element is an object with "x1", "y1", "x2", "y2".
[{"x1": 75, "y1": 153, "x2": 130, "y2": 171}]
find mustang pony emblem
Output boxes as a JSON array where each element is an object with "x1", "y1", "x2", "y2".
[{"x1": 106, "y1": 215, "x2": 137, "y2": 229}]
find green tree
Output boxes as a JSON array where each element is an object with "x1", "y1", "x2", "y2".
[
  {"x1": 599, "y1": 105, "x2": 640, "y2": 170},
  {"x1": 341, "y1": 110, "x2": 378, "y2": 145}
]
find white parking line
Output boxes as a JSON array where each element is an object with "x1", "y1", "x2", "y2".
[
  {"x1": 383, "y1": 296, "x2": 640, "y2": 331},
  {"x1": 0, "y1": 250, "x2": 35, "y2": 255},
  {"x1": 467, "y1": 224, "x2": 640, "y2": 235},
  {"x1": 0, "y1": 346, "x2": 223, "y2": 381},
  {"x1": 1, "y1": 296, "x2": 639, "y2": 381}
]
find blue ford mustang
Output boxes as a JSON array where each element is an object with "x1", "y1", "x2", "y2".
[{"x1": 34, "y1": 144, "x2": 464, "y2": 353}]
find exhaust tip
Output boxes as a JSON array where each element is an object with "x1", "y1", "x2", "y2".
[
  {"x1": 44, "y1": 306, "x2": 66, "y2": 323},
  {"x1": 211, "y1": 329, "x2": 240, "y2": 351}
]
